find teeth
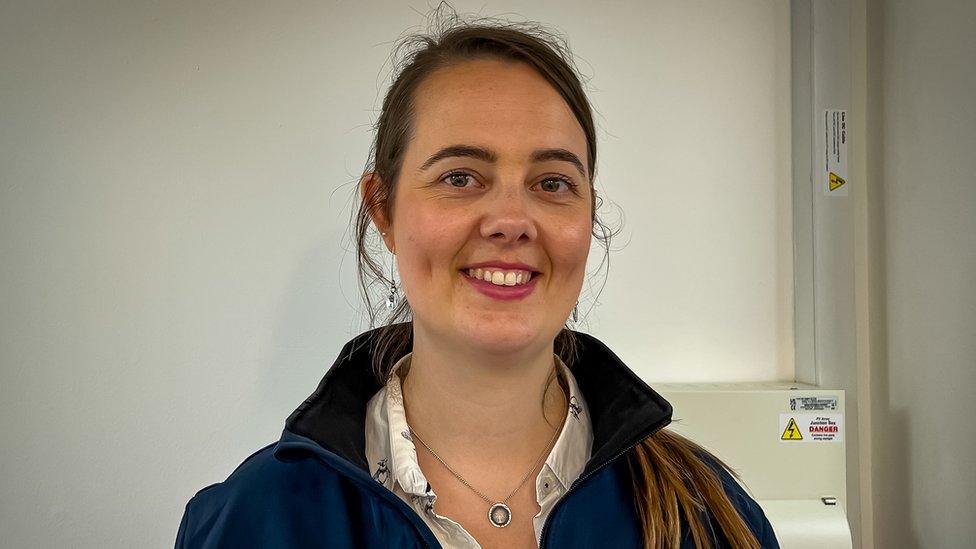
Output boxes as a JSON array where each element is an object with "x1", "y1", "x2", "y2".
[{"x1": 465, "y1": 268, "x2": 534, "y2": 287}]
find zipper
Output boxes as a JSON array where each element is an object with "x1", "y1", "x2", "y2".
[{"x1": 538, "y1": 416, "x2": 670, "y2": 548}]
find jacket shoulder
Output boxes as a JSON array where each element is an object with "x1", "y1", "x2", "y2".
[
  {"x1": 175, "y1": 442, "x2": 426, "y2": 549},
  {"x1": 182, "y1": 441, "x2": 308, "y2": 505},
  {"x1": 177, "y1": 442, "x2": 333, "y2": 547}
]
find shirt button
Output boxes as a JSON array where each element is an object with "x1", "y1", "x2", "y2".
[{"x1": 542, "y1": 473, "x2": 557, "y2": 495}]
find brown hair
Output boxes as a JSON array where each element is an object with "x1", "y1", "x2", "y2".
[{"x1": 349, "y1": 5, "x2": 759, "y2": 548}]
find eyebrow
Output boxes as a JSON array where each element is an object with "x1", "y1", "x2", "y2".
[{"x1": 417, "y1": 144, "x2": 587, "y2": 179}]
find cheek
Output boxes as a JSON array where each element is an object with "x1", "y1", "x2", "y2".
[
  {"x1": 549, "y1": 219, "x2": 592, "y2": 275},
  {"x1": 394, "y1": 204, "x2": 470, "y2": 278}
]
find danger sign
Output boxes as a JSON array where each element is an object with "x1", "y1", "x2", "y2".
[
  {"x1": 781, "y1": 418, "x2": 803, "y2": 440},
  {"x1": 778, "y1": 414, "x2": 844, "y2": 442}
]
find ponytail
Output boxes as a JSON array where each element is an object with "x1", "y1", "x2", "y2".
[{"x1": 627, "y1": 429, "x2": 761, "y2": 548}]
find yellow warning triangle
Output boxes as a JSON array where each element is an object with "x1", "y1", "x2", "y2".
[
  {"x1": 781, "y1": 418, "x2": 803, "y2": 440},
  {"x1": 829, "y1": 172, "x2": 846, "y2": 191}
]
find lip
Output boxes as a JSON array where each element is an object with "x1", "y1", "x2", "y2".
[
  {"x1": 460, "y1": 269, "x2": 540, "y2": 301},
  {"x1": 459, "y1": 261, "x2": 540, "y2": 272}
]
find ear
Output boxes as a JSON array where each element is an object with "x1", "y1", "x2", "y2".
[{"x1": 359, "y1": 172, "x2": 395, "y2": 253}]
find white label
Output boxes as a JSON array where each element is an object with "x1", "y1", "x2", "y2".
[
  {"x1": 823, "y1": 109, "x2": 849, "y2": 195},
  {"x1": 789, "y1": 396, "x2": 838, "y2": 411},
  {"x1": 779, "y1": 413, "x2": 844, "y2": 442}
]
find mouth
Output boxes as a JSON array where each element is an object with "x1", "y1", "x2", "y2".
[
  {"x1": 459, "y1": 267, "x2": 542, "y2": 301},
  {"x1": 459, "y1": 267, "x2": 540, "y2": 287}
]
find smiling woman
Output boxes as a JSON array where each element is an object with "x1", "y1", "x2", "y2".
[
  {"x1": 363, "y1": 56, "x2": 594, "y2": 372},
  {"x1": 176, "y1": 6, "x2": 778, "y2": 549}
]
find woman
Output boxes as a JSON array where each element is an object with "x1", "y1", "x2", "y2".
[{"x1": 176, "y1": 15, "x2": 778, "y2": 549}]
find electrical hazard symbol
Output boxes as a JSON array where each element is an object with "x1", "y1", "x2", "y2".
[
  {"x1": 829, "y1": 172, "x2": 847, "y2": 191},
  {"x1": 781, "y1": 417, "x2": 803, "y2": 440}
]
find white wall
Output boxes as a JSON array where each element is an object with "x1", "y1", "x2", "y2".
[
  {"x1": 0, "y1": 1, "x2": 792, "y2": 547},
  {"x1": 866, "y1": 0, "x2": 976, "y2": 547}
]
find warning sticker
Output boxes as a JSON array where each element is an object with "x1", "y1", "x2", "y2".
[
  {"x1": 789, "y1": 396, "x2": 838, "y2": 411},
  {"x1": 781, "y1": 418, "x2": 803, "y2": 440},
  {"x1": 779, "y1": 414, "x2": 844, "y2": 442},
  {"x1": 823, "y1": 109, "x2": 849, "y2": 196}
]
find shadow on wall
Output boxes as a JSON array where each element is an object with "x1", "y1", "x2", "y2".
[{"x1": 867, "y1": 49, "x2": 918, "y2": 544}]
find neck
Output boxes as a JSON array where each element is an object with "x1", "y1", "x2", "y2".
[{"x1": 400, "y1": 322, "x2": 568, "y2": 463}]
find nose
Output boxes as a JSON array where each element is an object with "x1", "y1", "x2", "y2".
[{"x1": 479, "y1": 186, "x2": 538, "y2": 245}]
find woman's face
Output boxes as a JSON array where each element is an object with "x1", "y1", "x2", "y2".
[{"x1": 376, "y1": 58, "x2": 592, "y2": 355}]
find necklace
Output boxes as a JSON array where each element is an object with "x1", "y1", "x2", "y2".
[
  {"x1": 410, "y1": 421, "x2": 561, "y2": 528},
  {"x1": 406, "y1": 367, "x2": 567, "y2": 529}
]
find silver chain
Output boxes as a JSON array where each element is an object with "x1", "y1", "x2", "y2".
[{"x1": 406, "y1": 367, "x2": 566, "y2": 506}]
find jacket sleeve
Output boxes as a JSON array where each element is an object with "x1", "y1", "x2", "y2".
[{"x1": 174, "y1": 496, "x2": 192, "y2": 549}]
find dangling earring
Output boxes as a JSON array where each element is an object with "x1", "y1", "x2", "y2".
[
  {"x1": 382, "y1": 232, "x2": 398, "y2": 311},
  {"x1": 572, "y1": 301, "x2": 579, "y2": 323},
  {"x1": 386, "y1": 264, "x2": 398, "y2": 312}
]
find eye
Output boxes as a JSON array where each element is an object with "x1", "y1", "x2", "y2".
[
  {"x1": 441, "y1": 171, "x2": 478, "y2": 189},
  {"x1": 536, "y1": 176, "x2": 578, "y2": 194}
]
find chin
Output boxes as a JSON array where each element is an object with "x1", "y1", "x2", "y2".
[{"x1": 454, "y1": 318, "x2": 542, "y2": 354}]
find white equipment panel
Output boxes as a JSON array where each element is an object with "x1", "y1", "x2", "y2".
[{"x1": 656, "y1": 383, "x2": 852, "y2": 548}]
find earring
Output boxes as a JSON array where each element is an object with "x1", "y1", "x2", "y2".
[
  {"x1": 382, "y1": 232, "x2": 398, "y2": 311},
  {"x1": 386, "y1": 270, "x2": 398, "y2": 311},
  {"x1": 572, "y1": 301, "x2": 579, "y2": 323}
]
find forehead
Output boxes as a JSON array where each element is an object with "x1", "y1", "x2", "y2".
[{"x1": 409, "y1": 58, "x2": 587, "y2": 166}]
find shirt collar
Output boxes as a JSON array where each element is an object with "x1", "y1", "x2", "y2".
[
  {"x1": 367, "y1": 352, "x2": 593, "y2": 497},
  {"x1": 280, "y1": 323, "x2": 672, "y2": 482}
]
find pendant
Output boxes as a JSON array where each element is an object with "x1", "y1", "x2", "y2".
[{"x1": 488, "y1": 503, "x2": 511, "y2": 528}]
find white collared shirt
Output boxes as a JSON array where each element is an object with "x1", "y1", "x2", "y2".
[{"x1": 364, "y1": 352, "x2": 593, "y2": 548}]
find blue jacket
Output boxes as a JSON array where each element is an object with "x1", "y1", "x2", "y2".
[{"x1": 176, "y1": 327, "x2": 779, "y2": 548}]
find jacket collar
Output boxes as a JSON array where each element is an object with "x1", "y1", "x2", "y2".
[{"x1": 279, "y1": 324, "x2": 673, "y2": 480}]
